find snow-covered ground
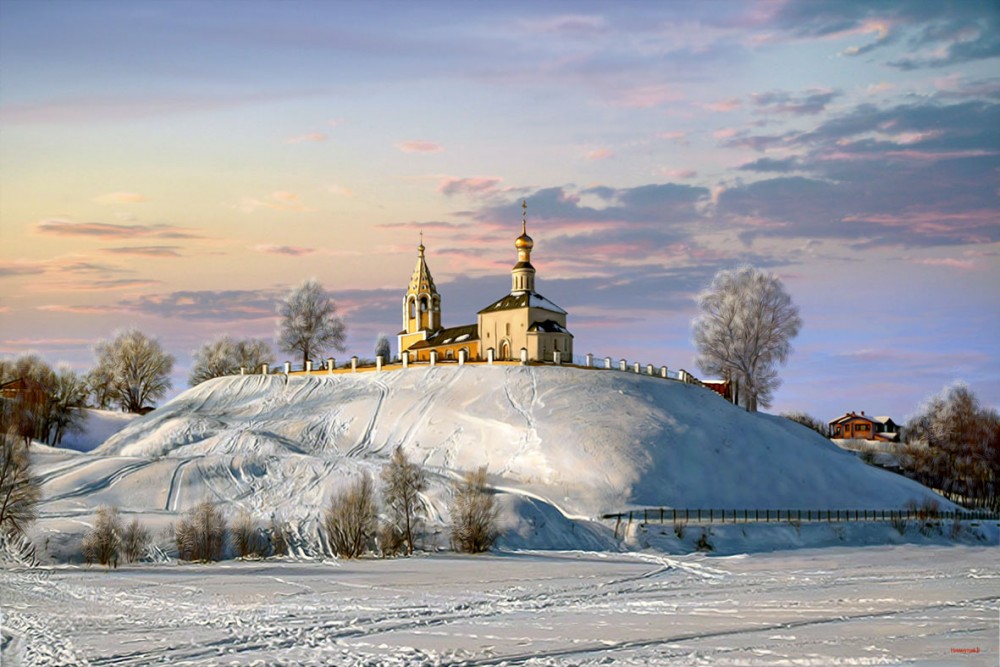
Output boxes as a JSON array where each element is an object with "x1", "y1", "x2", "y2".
[
  {"x1": 27, "y1": 366, "x2": 958, "y2": 561},
  {"x1": 2, "y1": 546, "x2": 997, "y2": 666},
  {"x1": 58, "y1": 409, "x2": 138, "y2": 453}
]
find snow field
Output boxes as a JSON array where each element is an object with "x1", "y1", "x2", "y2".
[{"x1": 2, "y1": 546, "x2": 997, "y2": 666}]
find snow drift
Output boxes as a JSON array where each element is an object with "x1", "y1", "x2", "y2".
[{"x1": 32, "y1": 365, "x2": 948, "y2": 556}]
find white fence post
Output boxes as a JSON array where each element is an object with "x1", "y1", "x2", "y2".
[
  {"x1": 619, "y1": 359, "x2": 627, "y2": 371},
  {"x1": 553, "y1": 350, "x2": 562, "y2": 365},
  {"x1": 284, "y1": 361, "x2": 291, "y2": 374},
  {"x1": 328, "y1": 358, "x2": 335, "y2": 374},
  {"x1": 660, "y1": 366, "x2": 668, "y2": 378},
  {"x1": 402, "y1": 352, "x2": 409, "y2": 369},
  {"x1": 520, "y1": 348, "x2": 528, "y2": 365},
  {"x1": 646, "y1": 364, "x2": 654, "y2": 376},
  {"x1": 605, "y1": 357, "x2": 612, "y2": 369},
  {"x1": 585, "y1": 353, "x2": 593, "y2": 368},
  {"x1": 430, "y1": 350, "x2": 437, "y2": 367},
  {"x1": 240, "y1": 367, "x2": 246, "y2": 376},
  {"x1": 351, "y1": 356, "x2": 358, "y2": 373},
  {"x1": 376, "y1": 355, "x2": 383, "y2": 372},
  {"x1": 305, "y1": 360, "x2": 313, "y2": 373},
  {"x1": 458, "y1": 349, "x2": 467, "y2": 366},
  {"x1": 487, "y1": 348, "x2": 494, "y2": 365},
  {"x1": 632, "y1": 362, "x2": 640, "y2": 374},
  {"x1": 261, "y1": 363, "x2": 269, "y2": 375}
]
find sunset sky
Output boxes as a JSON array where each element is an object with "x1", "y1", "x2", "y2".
[{"x1": 1, "y1": 0, "x2": 997, "y2": 422}]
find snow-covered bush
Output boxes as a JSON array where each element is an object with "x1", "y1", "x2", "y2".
[
  {"x1": 121, "y1": 517, "x2": 151, "y2": 563},
  {"x1": 175, "y1": 501, "x2": 227, "y2": 562},
  {"x1": 269, "y1": 517, "x2": 288, "y2": 556},
  {"x1": 324, "y1": 474, "x2": 378, "y2": 558},
  {"x1": 381, "y1": 446, "x2": 427, "y2": 555},
  {"x1": 450, "y1": 467, "x2": 499, "y2": 554},
  {"x1": 232, "y1": 512, "x2": 265, "y2": 559},
  {"x1": 82, "y1": 506, "x2": 122, "y2": 567}
]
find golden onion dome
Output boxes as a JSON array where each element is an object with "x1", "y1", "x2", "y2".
[{"x1": 515, "y1": 231, "x2": 533, "y2": 250}]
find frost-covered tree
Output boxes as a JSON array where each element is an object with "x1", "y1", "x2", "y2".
[
  {"x1": 82, "y1": 505, "x2": 123, "y2": 567},
  {"x1": 93, "y1": 328, "x2": 174, "y2": 413},
  {"x1": 450, "y1": 467, "x2": 499, "y2": 554},
  {"x1": 381, "y1": 446, "x2": 427, "y2": 555},
  {"x1": 902, "y1": 383, "x2": 999, "y2": 510},
  {"x1": 86, "y1": 363, "x2": 116, "y2": 410},
  {"x1": 0, "y1": 401, "x2": 39, "y2": 538},
  {"x1": 189, "y1": 336, "x2": 275, "y2": 385},
  {"x1": 692, "y1": 265, "x2": 802, "y2": 412},
  {"x1": 324, "y1": 473, "x2": 377, "y2": 559},
  {"x1": 232, "y1": 511, "x2": 265, "y2": 559},
  {"x1": 121, "y1": 517, "x2": 151, "y2": 563},
  {"x1": 175, "y1": 500, "x2": 227, "y2": 562},
  {"x1": 277, "y1": 280, "x2": 346, "y2": 369},
  {"x1": 374, "y1": 333, "x2": 391, "y2": 361}
]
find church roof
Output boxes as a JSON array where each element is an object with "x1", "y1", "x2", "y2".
[
  {"x1": 409, "y1": 323, "x2": 479, "y2": 349},
  {"x1": 527, "y1": 319, "x2": 573, "y2": 336},
  {"x1": 478, "y1": 291, "x2": 567, "y2": 315},
  {"x1": 408, "y1": 243, "x2": 436, "y2": 295}
]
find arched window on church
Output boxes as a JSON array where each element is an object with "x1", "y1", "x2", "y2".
[
  {"x1": 408, "y1": 297, "x2": 415, "y2": 319},
  {"x1": 420, "y1": 296, "x2": 428, "y2": 312},
  {"x1": 446, "y1": 350, "x2": 454, "y2": 360}
]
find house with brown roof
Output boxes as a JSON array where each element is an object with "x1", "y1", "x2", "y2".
[{"x1": 828, "y1": 411, "x2": 900, "y2": 442}]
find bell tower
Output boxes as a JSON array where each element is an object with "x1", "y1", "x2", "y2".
[
  {"x1": 511, "y1": 200, "x2": 536, "y2": 294},
  {"x1": 399, "y1": 235, "x2": 441, "y2": 355}
]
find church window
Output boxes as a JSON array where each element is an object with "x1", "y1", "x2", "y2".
[
  {"x1": 420, "y1": 296, "x2": 428, "y2": 312},
  {"x1": 408, "y1": 298, "x2": 415, "y2": 319},
  {"x1": 505, "y1": 323, "x2": 510, "y2": 336}
]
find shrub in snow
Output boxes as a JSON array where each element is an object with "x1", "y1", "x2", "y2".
[
  {"x1": 189, "y1": 336, "x2": 274, "y2": 386},
  {"x1": 232, "y1": 512, "x2": 266, "y2": 559},
  {"x1": 92, "y1": 328, "x2": 174, "y2": 413},
  {"x1": 324, "y1": 473, "x2": 378, "y2": 558},
  {"x1": 277, "y1": 279, "x2": 347, "y2": 369},
  {"x1": 381, "y1": 446, "x2": 427, "y2": 555},
  {"x1": 175, "y1": 501, "x2": 227, "y2": 562},
  {"x1": 121, "y1": 517, "x2": 152, "y2": 563},
  {"x1": 695, "y1": 528, "x2": 713, "y2": 553},
  {"x1": 82, "y1": 506, "x2": 123, "y2": 567},
  {"x1": 450, "y1": 466, "x2": 499, "y2": 554},
  {"x1": 269, "y1": 517, "x2": 288, "y2": 557}
]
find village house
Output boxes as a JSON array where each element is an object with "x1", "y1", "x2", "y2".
[
  {"x1": 828, "y1": 411, "x2": 900, "y2": 442},
  {"x1": 398, "y1": 201, "x2": 573, "y2": 364}
]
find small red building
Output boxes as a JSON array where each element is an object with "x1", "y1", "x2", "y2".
[{"x1": 828, "y1": 411, "x2": 900, "y2": 442}]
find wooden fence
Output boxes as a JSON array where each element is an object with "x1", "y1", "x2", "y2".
[{"x1": 602, "y1": 507, "x2": 1000, "y2": 538}]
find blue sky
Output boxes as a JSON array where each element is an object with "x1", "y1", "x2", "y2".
[{"x1": 1, "y1": 0, "x2": 998, "y2": 422}]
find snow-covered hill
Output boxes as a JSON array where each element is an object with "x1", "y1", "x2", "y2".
[{"x1": 30, "y1": 365, "x2": 950, "y2": 559}]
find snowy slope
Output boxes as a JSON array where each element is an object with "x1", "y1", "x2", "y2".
[
  {"x1": 30, "y1": 366, "x2": 950, "y2": 558},
  {"x1": 58, "y1": 409, "x2": 137, "y2": 452}
]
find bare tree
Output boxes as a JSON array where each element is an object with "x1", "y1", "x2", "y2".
[
  {"x1": 82, "y1": 506, "x2": 122, "y2": 567},
  {"x1": 277, "y1": 280, "x2": 346, "y2": 369},
  {"x1": 0, "y1": 402, "x2": 40, "y2": 538},
  {"x1": 86, "y1": 364, "x2": 116, "y2": 410},
  {"x1": 902, "y1": 383, "x2": 999, "y2": 510},
  {"x1": 48, "y1": 366, "x2": 88, "y2": 446},
  {"x1": 692, "y1": 265, "x2": 802, "y2": 412},
  {"x1": 189, "y1": 336, "x2": 275, "y2": 386},
  {"x1": 781, "y1": 411, "x2": 828, "y2": 437},
  {"x1": 232, "y1": 511, "x2": 265, "y2": 559},
  {"x1": 93, "y1": 328, "x2": 174, "y2": 413},
  {"x1": 1, "y1": 354, "x2": 57, "y2": 443},
  {"x1": 450, "y1": 466, "x2": 499, "y2": 554},
  {"x1": 324, "y1": 473, "x2": 378, "y2": 558},
  {"x1": 175, "y1": 500, "x2": 228, "y2": 562},
  {"x1": 374, "y1": 333, "x2": 391, "y2": 361},
  {"x1": 121, "y1": 517, "x2": 152, "y2": 563},
  {"x1": 381, "y1": 446, "x2": 426, "y2": 555}
]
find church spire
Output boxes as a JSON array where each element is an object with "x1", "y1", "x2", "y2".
[
  {"x1": 511, "y1": 199, "x2": 536, "y2": 294},
  {"x1": 403, "y1": 235, "x2": 440, "y2": 334}
]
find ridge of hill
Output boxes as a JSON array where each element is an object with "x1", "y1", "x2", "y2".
[{"x1": 31, "y1": 365, "x2": 951, "y2": 558}]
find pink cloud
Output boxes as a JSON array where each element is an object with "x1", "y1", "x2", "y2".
[
  {"x1": 395, "y1": 140, "x2": 444, "y2": 154},
  {"x1": 911, "y1": 257, "x2": 976, "y2": 271},
  {"x1": 657, "y1": 168, "x2": 698, "y2": 180},
  {"x1": 92, "y1": 192, "x2": 147, "y2": 204},
  {"x1": 252, "y1": 244, "x2": 316, "y2": 256},
  {"x1": 438, "y1": 176, "x2": 503, "y2": 197},
  {"x1": 34, "y1": 219, "x2": 200, "y2": 239},
  {"x1": 286, "y1": 132, "x2": 328, "y2": 144},
  {"x1": 703, "y1": 98, "x2": 742, "y2": 112},
  {"x1": 657, "y1": 131, "x2": 688, "y2": 145},
  {"x1": 712, "y1": 127, "x2": 739, "y2": 139},
  {"x1": 40, "y1": 279, "x2": 161, "y2": 292},
  {"x1": 613, "y1": 84, "x2": 683, "y2": 109},
  {"x1": 584, "y1": 148, "x2": 615, "y2": 161},
  {"x1": 36, "y1": 304, "x2": 129, "y2": 314},
  {"x1": 100, "y1": 246, "x2": 182, "y2": 257}
]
